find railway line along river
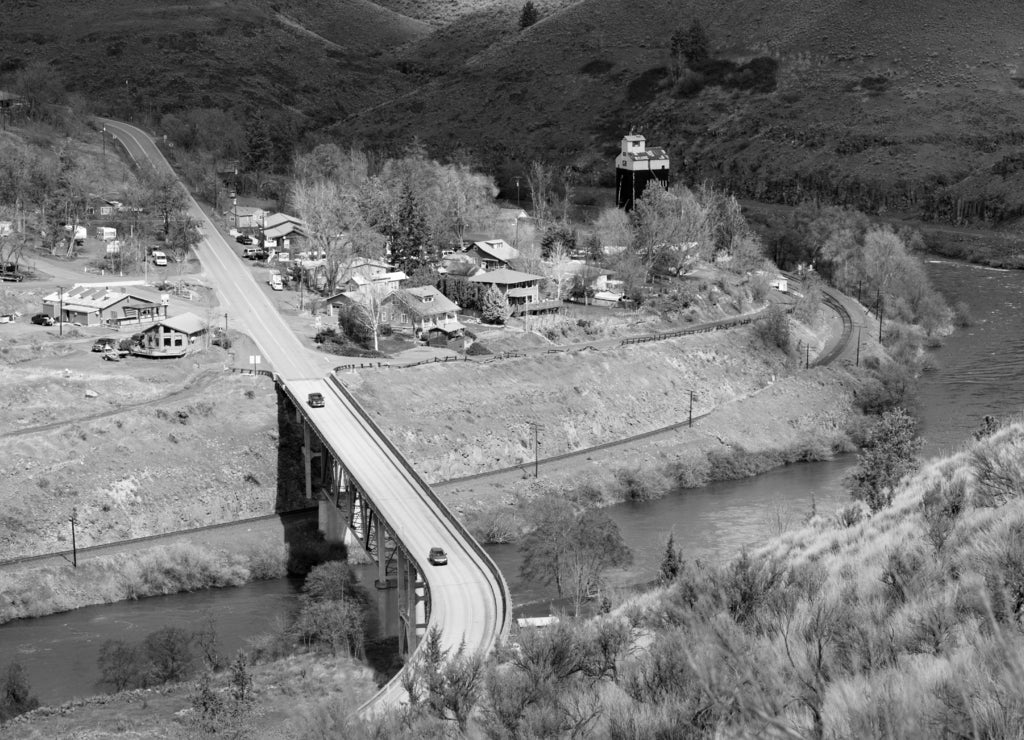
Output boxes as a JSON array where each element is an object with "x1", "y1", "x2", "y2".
[{"x1": 2, "y1": 257, "x2": 1019, "y2": 706}]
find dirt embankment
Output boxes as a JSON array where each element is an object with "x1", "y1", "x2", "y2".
[
  {"x1": 347, "y1": 321, "x2": 860, "y2": 517},
  {"x1": 0, "y1": 358, "x2": 305, "y2": 561}
]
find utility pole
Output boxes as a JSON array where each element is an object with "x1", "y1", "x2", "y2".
[
  {"x1": 688, "y1": 390, "x2": 696, "y2": 427},
  {"x1": 877, "y1": 291, "x2": 884, "y2": 343},
  {"x1": 69, "y1": 507, "x2": 78, "y2": 568},
  {"x1": 805, "y1": 343, "x2": 810, "y2": 369},
  {"x1": 223, "y1": 312, "x2": 228, "y2": 334},
  {"x1": 529, "y1": 421, "x2": 544, "y2": 477},
  {"x1": 856, "y1": 326, "x2": 862, "y2": 366},
  {"x1": 514, "y1": 177, "x2": 521, "y2": 209},
  {"x1": 58, "y1": 286, "x2": 64, "y2": 336},
  {"x1": 101, "y1": 125, "x2": 106, "y2": 161}
]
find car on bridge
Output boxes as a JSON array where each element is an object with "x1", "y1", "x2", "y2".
[
  {"x1": 307, "y1": 392, "x2": 325, "y2": 408},
  {"x1": 428, "y1": 547, "x2": 448, "y2": 566}
]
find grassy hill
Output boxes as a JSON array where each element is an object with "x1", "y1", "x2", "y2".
[
  {"x1": 341, "y1": 0, "x2": 1024, "y2": 223},
  {"x1": 6, "y1": 0, "x2": 1024, "y2": 223},
  {"x1": 0, "y1": 0, "x2": 426, "y2": 121}
]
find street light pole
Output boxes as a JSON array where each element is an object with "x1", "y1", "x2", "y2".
[
  {"x1": 102, "y1": 125, "x2": 106, "y2": 160},
  {"x1": 856, "y1": 326, "x2": 862, "y2": 366},
  {"x1": 514, "y1": 177, "x2": 521, "y2": 210},
  {"x1": 58, "y1": 286, "x2": 64, "y2": 336},
  {"x1": 689, "y1": 390, "x2": 695, "y2": 428},
  {"x1": 223, "y1": 312, "x2": 228, "y2": 334}
]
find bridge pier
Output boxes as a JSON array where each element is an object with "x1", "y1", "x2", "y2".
[{"x1": 295, "y1": 395, "x2": 430, "y2": 655}]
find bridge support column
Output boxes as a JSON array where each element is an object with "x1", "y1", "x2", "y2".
[
  {"x1": 374, "y1": 522, "x2": 390, "y2": 590},
  {"x1": 318, "y1": 498, "x2": 346, "y2": 542},
  {"x1": 397, "y1": 549, "x2": 408, "y2": 655},
  {"x1": 302, "y1": 421, "x2": 312, "y2": 500},
  {"x1": 405, "y1": 558, "x2": 421, "y2": 653}
]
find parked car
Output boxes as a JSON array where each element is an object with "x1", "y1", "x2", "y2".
[
  {"x1": 31, "y1": 313, "x2": 54, "y2": 326},
  {"x1": 236, "y1": 234, "x2": 255, "y2": 245},
  {"x1": 0, "y1": 268, "x2": 24, "y2": 282},
  {"x1": 92, "y1": 337, "x2": 117, "y2": 352},
  {"x1": 307, "y1": 392, "x2": 325, "y2": 408},
  {"x1": 428, "y1": 547, "x2": 448, "y2": 566},
  {"x1": 152, "y1": 250, "x2": 168, "y2": 266},
  {"x1": 269, "y1": 273, "x2": 283, "y2": 291}
]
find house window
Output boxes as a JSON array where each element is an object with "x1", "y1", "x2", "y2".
[{"x1": 422, "y1": 295, "x2": 433, "y2": 303}]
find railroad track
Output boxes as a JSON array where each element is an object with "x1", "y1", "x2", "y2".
[{"x1": 815, "y1": 289, "x2": 855, "y2": 367}]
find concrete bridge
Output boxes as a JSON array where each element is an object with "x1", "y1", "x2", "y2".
[{"x1": 100, "y1": 118, "x2": 512, "y2": 712}]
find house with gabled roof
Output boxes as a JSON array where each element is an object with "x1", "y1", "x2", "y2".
[
  {"x1": 229, "y1": 205, "x2": 267, "y2": 230},
  {"x1": 464, "y1": 239, "x2": 519, "y2": 271},
  {"x1": 384, "y1": 286, "x2": 463, "y2": 338},
  {"x1": 260, "y1": 212, "x2": 306, "y2": 249},
  {"x1": 467, "y1": 267, "x2": 562, "y2": 315},
  {"x1": 134, "y1": 312, "x2": 208, "y2": 358}
]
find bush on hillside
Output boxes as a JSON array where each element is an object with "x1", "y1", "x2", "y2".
[{"x1": 753, "y1": 304, "x2": 790, "y2": 352}]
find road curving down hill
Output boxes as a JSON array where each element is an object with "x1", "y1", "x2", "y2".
[{"x1": 100, "y1": 118, "x2": 511, "y2": 714}]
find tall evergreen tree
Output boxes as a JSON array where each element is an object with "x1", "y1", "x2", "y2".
[
  {"x1": 389, "y1": 183, "x2": 431, "y2": 273},
  {"x1": 519, "y1": 1, "x2": 539, "y2": 29},
  {"x1": 243, "y1": 108, "x2": 272, "y2": 172}
]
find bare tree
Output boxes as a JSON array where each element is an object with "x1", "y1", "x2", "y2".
[{"x1": 527, "y1": 161, "x2": 555, "y2": 225}]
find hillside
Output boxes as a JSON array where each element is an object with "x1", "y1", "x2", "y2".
[
  {"x1": 0, "y1": 0, "x2": 425, "y2": 120},
  {"x1": 341, "y1": 0, "x2": 1024, "y2": 224},
  {"x1": 6, "y1": 0, "x2": 1024, "y2": 224}
]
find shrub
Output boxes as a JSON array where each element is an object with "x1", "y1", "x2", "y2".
[
  {"x1": 846, "y1": 407, "x2": 922, "y2": 513},
  {"x1": 143, "y1": 626, "x2": 195, "y2": 685},
  {"x1": 466, "y1": 342, "x2": 491, "y2": 356},
  {"x1": 921, "y1": 474, "x2": 968, "y2": 551},
  {"x1": 98, "y1": 639, "x2": 144, "y2": 691},
  {"x1": 613, "y1": 467, "x2": 670, "y2": 502},
  {"x1": 0, "y1": 661, "x2": 40, "y2": 722},
  {"x1": 753, "y1": 304, "x2": 790, "y2": 352},
  {"x1": 970, "y1": 425, "x2": 1024, "y2": 506},
  {"x1": 952, "y1": 300, "x2": 972, "y2": 327}
]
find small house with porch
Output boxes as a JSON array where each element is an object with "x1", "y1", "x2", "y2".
[
  {"x1": 134, "y1": 312, "x2": 207, "y2": 358},
  {"x1": 385, "y1": 286, "x2": 463, "y2": 339},
  {"x1": 467, "y1": 267, "x2": 560, "y2": 314}
]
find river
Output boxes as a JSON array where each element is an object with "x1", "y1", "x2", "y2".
[{"x1": 1, "y1": 257, "x2": 1018, "y2": 705}]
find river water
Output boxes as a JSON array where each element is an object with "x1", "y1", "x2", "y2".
[{"x1": 2, "y1": 258, "x2": 1019, "y2": 705}]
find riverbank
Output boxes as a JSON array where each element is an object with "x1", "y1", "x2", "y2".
[{"x1": 2, "y1": 650, "x2": 378, "y2": 739}]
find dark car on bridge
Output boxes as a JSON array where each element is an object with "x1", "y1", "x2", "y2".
[
  {"x1": 428, "y1": 547, "x2": 448, "y2": 566},
  {"x1": 307, "y1": 392, "x2": 325, "y2": 408}
]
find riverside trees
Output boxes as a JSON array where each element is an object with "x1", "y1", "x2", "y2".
[{"x1": 519, "y1": 497, "x2": 632, "y2": 616}]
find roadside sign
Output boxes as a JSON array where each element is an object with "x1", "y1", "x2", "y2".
[{"x1": 249, "y1": 355, "x2": 261, "y2": 365}]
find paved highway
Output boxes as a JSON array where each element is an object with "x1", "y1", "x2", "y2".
[{"x1": 99, "y1": 118, "x2": 511, "y2": 711}]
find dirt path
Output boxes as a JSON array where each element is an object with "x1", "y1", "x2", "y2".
[{"x1": 0, "y1": 369, "x2": 220, "y2": 438}]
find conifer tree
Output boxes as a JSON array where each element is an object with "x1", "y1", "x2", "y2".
[
  {"x1": 480, "y1": 284, "x2": 509, "y2": 324},
  {"x1": 519, "y1": 1, "x2": 539, "y2": 30},
  {"x1": 659, "y1": 533, "x2": 682, "y2": 583}
]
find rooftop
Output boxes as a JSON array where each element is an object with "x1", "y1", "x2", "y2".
[{"x1": 467, "y1": 267, "x2": 543, "y2": 286}]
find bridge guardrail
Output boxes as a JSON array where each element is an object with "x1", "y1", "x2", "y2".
[{"x1": 326, "y1": 374, "x2": 512, "y2": 639}]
